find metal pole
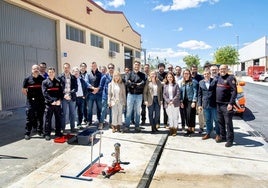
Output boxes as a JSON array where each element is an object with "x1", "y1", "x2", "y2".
[{"x1": 98, "y1": 131, "x2": 102, "y2": 165}]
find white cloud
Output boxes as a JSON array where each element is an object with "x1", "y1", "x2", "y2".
[
  {"x1": 208, "y1": 24, "x2": 216, "y2": 30},
  {"x1": 177, "y1": 40, "x2": 212, "y2": 50},
  {"x1": 107, "y1": 0, "x2": 125, "y2": 8},
  {"x1": 136, "y1": 22, "x2": 145, "y2": 28},
  {"x1": 153, "y1": 0, "x2": 219, "y2": 12},
  {"x1": 148, "y1": 48, "x2": 189, "y2": 60},
  {"x1": 219, "y1": 22, "x2": 233, "y2": 27},
  {"x1": 173, "y1": 27, "x2": 184, "y2": 32}
]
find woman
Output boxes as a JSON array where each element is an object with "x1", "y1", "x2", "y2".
[
  {"x1": 163, "y1": 72, "x2": 180, "y2": 136},
  {"x1": 143, "y1": 71, "x2": 163, "y2": 133},
  {"x1": 108, "y1": 71, "x2": 126, "y2": 133},
  {"x1": 180, "y1": 69, "x2": 198, "y2": 136}
]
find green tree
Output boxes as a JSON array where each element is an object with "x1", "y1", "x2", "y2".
[
  {"x1": 147, "y1": 55, "x2": 168, "y2": 70},
  {"x1": 183, "y1": 55, "x2": 200, "y2": 68},
  {"x1": 214, "y1": 46, "x2": 239, "y2": 65}
]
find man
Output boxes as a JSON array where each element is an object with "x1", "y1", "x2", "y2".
[
  {"x1": 100, "y1": 66, "x2": 107, "y2": 75},
  {"x1": 198, "y1": 69, "x2": 220, "y2": 140},
  {"x1": 167, "y1": 64, "x2": 174, "y2": 74},
  {"x1": 99, "y1": 63, "x2": 114, "y2": 129},
  {"x1": 80, "y1": 62, "x2": 89, "y2": 124},
  {"x1": 72, "y1": 67, "x2": 89, "y2": 129},
  {"x1": 191, "y1": 65, "x2": 205, "y2": 133},
  {"x1": 216, "y1": 64, "x2": 237, "y2": 147},
  {"x1": 175, "y1": 65, "x2": 185, "y2": 131},
  {"x1": 42, "y1": 67, "x2": 63, "y2": 140},
  {"x1": 210, "y1": 65, "x2": 219, "y2": 78},
  {"x1": 124, "y1": 61, "x2": 146, "y2": 132},
  {"x1": 141, "y1": 63, "x2": 150, "y2": 125},
  {"x1": 157, "y1": 63, "x2": 168, "y2": 127},
  {"x1": 22, "y1": 64, "x2": 45, "y2": 140},
  {"x1": 39, "y1": 62, "x2": 48, "y2": 79},
  {"x1": 58, "y1": 63, "x2": 78, "y2": 132},
  {"x1": 87, "y1": 61, "x2": 102, "y2": 126}
]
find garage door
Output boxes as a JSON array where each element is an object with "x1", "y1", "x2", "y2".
[{"x1": 0, "y1": 1, "x2": 57, "y2": 110}]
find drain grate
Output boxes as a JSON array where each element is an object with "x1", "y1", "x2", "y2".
[{"x1": 247, "y1": 131, "x2": 262, "y2": 137}]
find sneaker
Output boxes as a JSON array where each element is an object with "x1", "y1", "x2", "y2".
[
  {"x1": 24, "y1": 135, "x2": 30, "y2": 140},
  {"x1": 199, "y1": 128, "x2": 204, "y2": 134},
  {"x1": 45, "y1": 135, "x2": 51, "y2": 141},
  {"x1": 98, "y1": 123, "x2": 103, "y2": 130},
  {"x1": 225, "y1": 141, "x2": 233, "y2": 147},
  {"x1": 77, "y1": 125, "x2": 83, "y2": 130},
  {"x1": 202, "y1": 134, "x2": 210, "y2": 140},
  {"x1": 135, "y1": 127, "x2": 141, "y2": 133},
  {"x1": 184, "y1": 130, "x2": 192, "y2": 137},
  {"x1": 122, "y1": 127, "x2": 129, "y2": 133},
  {"x1": 37, "y1": 131, "x2": 44, "y2": 137}
]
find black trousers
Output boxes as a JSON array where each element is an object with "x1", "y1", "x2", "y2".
[
  {"x1": 180, "y1": 107, "x2": 185, "y2": 127},
  {"x1": 141, "y1": 99, "x2": 146, "y2": 123},
  {"x1": 44, "y1": 104, "x2": 62, "y2": 136},
  {"x1": 217, "y1": 103, "x2": 234, "y2": 142},
  {"x1": 25, "y1": 100, "x2": 45, "y2": 135},
  {"x1": 183, "y1": 100, "x2": 196, "y2": 128}
]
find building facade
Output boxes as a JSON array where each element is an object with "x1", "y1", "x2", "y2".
[
  {"x1": 233, "y1": 36, "x2": 268, "y2": 73},
  {"x1": 0, "y1": 0, "x2": 141, "y2": 110}
]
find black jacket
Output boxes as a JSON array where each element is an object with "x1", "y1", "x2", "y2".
[
  {"x1": 42, "y1": 78, "x2": 63, "y2": 104},
  {"x1": 216, "y1": 74, "x2": 237, "y2": 105},
  {"x1": 198, "y1": 78, "x2": 217, "y2": 108},
  {"x1": 58, "y1": 73, "x2": 78, "y2": 101},
  {"x1": 125, "y1": 71, "x2": 146, "y2": 95}
]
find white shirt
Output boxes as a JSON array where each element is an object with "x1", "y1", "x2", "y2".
[
  {"x1": 168, "y1": 84, "x2": 173, "y2": 100},
  {"x1": 76, "y1": 78, "x2": 83, "y2": 97}
]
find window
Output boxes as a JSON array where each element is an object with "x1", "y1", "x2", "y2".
[
  {"x1": 66, "y1": 25, "x2": 85, "y2": 43},
  {"x1": 109, "y1": 41, "x2": 120, "y2": 53},
  {"x1": 90, "y1": 33, "x2": 103, "y2": 48},
  {"x1": 135, "y1": 50, "x2": 141, "y2": 58}
]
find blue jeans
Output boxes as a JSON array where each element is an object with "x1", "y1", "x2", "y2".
[
  {"x1": 87, "y1": 94, "x2": 102, "y2": 123},
  {"x1": 204, "y1": 106, "x2": 220, "y2": 135},
  {"x1": 125, "y1": 93, "x2": 142, "y2": 128},
  {"x1": 148, "y1": 96, "x2": 160, "y2": 127},
  {"x1": 61, "y1": 99, "x2": 76, "y2": 130},
  {"x1": 100, "y1": 99, "x2": 112, "y2": 124},
  {"x1": 76, "y1": 97, "x2": 85, "y2": 125}
]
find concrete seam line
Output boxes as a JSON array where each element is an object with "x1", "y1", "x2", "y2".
[{"x1": 136, "y1": 134, "x2": 169, "y2": 188}]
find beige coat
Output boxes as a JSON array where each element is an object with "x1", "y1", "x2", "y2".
[
  {"x1": 108, "y1": 82, "x2": 126, "y2": 107},
  {"x1": 143, "y1": 80, "x2": 163, "y2": 107}
]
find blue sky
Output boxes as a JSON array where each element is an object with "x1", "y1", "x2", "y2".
[{"x1": 94, "y1": 0, "x2": 268, "y2": 67}]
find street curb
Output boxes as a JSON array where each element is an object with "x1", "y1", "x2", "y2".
[{"x1": 137, "y1": 133, "x2": 169, "y2": 188}]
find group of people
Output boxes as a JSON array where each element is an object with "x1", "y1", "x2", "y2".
[{"x1": 22, "y1": 60, "x2": 237, "y2": 147}]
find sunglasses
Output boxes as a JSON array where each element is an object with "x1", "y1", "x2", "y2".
[{"x1": 108, "y1": 67, "x2": 114, "y2": 69}]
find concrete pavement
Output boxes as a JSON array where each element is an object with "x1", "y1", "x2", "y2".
[
  {"x1": 1, "y1": 76, "x2": 268, "y2": 187},
  {"x1": 4, "y1": 116, "x2": 268, "y2": 188}
]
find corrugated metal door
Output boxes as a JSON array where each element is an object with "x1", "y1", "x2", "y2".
[{"x1": 0, "y1": 1, "x2": 57, "y2": 110}]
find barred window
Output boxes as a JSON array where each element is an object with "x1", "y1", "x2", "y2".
[
  {"x1": 66, "y1": 25, "x2": 85, "y2": 43},
  {"x1": 135, "y1": 50, "x2": 141, "y2": 58},
  {"x1": 90, "y1": 33, "x2": 103, "y2": 48},
  {"x1": 109, "y1": 41, "x2": 120, "y2": 53}
]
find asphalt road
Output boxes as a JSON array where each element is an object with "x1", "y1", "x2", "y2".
[{"x1": 242, "y1": 82, "x2": 268, "y2": 142}]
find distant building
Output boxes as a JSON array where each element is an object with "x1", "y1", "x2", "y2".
[
  {"x1": 232, "y1": 36, "x2": 268, "y2": 73},
  {"x1": 0, "y1": 0, "x2": 141, "y2": 110}
]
